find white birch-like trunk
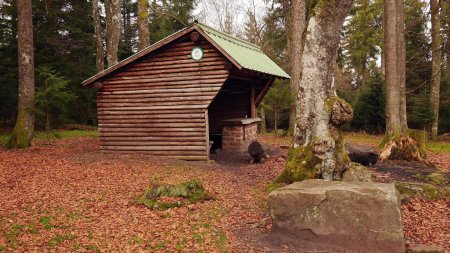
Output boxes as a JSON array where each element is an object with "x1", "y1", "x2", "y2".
[
  {"x1": 92, "y1": 0, "x2": 104, "y2": 72},
  {"x1": 276, "y1": 0, "x2": 355, "y2": 183}
]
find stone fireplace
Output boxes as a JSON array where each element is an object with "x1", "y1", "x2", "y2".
[{"x1": 221, "y1": 118, "x2": 260, "y2": 153}]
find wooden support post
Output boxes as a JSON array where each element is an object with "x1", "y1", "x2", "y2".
[
  {"x1": 250, "y1": 84, "x2": 256, "y2": 118},
  {"x1": 205, "y1": 110, "x2": 210, "y2": 162}
]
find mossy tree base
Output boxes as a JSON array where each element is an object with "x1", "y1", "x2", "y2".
[
  {"x1": 6, "y1": 117, "x2": 33, "y2": 149},
  {"x1": 274, "y1": 146, "x2": 322, "y2": 185},
  {"x1": 273, "y1": 138, "x2": 351, "y2": 185}
]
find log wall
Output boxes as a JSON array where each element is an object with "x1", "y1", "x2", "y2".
[{"x1": 97, "y1": 37, "x2": 230, "y2": 160}]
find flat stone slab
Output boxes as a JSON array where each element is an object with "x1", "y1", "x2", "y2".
[
  {"x1": 268, "y1": 179, "x2": 405, "y2": 253},
  {"x1": 406, "y1": 244, "x2": 445, "y2": 253}
]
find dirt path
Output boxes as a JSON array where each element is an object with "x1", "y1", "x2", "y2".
[{"x1": 0, "y1": 136, "x2": 448, "y2": 252}]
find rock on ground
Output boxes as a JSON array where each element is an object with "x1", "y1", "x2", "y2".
[
  {"x1": 342, "y1": 165, "x2": 372, "y2": 182},
  {"x1": 345, "y1": 142, "x2": 378, "y2": 165},
  {"x1": 406, "y1": 244, "x2": 445, "y2": 253},
  {"x1": 268, "y1": 179, "x2": 405, "y2": 253}
]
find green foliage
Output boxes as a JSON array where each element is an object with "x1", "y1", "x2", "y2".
[
  {"x1": 438, "y1": 74, "x2": 450, "y2": 134},
  {"x1": 39, "y1": 216, "x2": 54, "y2": 230},
  {"x1": 342, "y1": 0, "x2": 383, "y2": 87},
  {"x1": 351, "y1": 73, "x2": 385, "y2": 133},
  {"x1": 0, "y1": 0, "x2": 18, "y2": 127},
  {"x1": 149, "y1": 0, "x2": 195, "y2": 43},
  {"x1": 261, "y1": 80, "x2": 293, "y2": 131},
  {"x1": 407, "y1": 89, "x2": 435, "y2": 129},
  {"x1": 428, "y1": 141, "x2": 450, "y2": 155},
  {"x1": 6, "y1": 224, "x2": 23, "y2": 248},
  {"x1": 35, "y1": 66, "x2": 76, "y2": 131},
  {"x1": 0, "y1": 129, "x2": 98, "y2": 147},
  {"x1": 48, "y1": 234, "x2": 77, "y2": 248},
  {"x1": 0, "y1": 0, "x2": 98, "y2": 127},
  {"x1": 134, "y1": 179, "x2": 213, "y2": 210}
]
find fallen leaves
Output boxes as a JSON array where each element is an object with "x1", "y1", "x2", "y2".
[
  {"x1": 0, "y1": 135, "x2": 449, "y2": 252},
  {"x1": 402, "y1": 198, "x2": 450, "y2": 251}
]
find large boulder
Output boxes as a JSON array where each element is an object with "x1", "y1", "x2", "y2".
[
  {"x1": 345, "y1": 142, "x2": 378, "y2": 165},
  {"x1": 268, "y1": 180, "x2": 404, "y2": 253}
]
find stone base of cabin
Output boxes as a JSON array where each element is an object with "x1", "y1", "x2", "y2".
[{"x1": 221, "y1": 118, "x2": 260, "y2": 153}]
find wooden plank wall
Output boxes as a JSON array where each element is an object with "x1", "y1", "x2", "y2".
[{"x1": 96, "y1": 37, "x2": 230, "y2": 160}]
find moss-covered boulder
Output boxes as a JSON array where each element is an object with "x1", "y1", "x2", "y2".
[
  {"x1": 342, "y1": 164, "x2": 372, "y2": 182},
  {"x1": 394, "y1": 181, "x2": 450, "y2": 204},
  {"x1": 134, "y1": 179, "x2": 213, "y2": 210}
]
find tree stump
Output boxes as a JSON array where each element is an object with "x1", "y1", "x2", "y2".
[{"x1": 248, "y1": 141, "x2": 269, "y2": 163}]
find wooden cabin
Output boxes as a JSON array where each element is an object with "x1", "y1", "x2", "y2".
[{"x1": 82, "y1": 22, "x2": 290, "y2": 161}]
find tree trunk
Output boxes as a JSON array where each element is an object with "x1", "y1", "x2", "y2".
[
  {"x1": 137, "y1": 0, "x2": 150, "y2": 51},
  {"x1": 276, "y1": 0, "x2": 355, "y2": 183},
  {"x1": 384, "y1": 0, "x2": 402, "y2": 138},
  {"x1": 105, "y1": 0, "x2": 121, "y2": 67},
  {"x1": 274, "y1": 110, "x2": 278, "y2": 134},
  {"x1": 260, "y1": 107, "x2": 266, "y2": 133},
  {"x1": 288, "y1": 0, "x2": 306, "y2": 135},
  {"x1": 430, "y1": 0, "x2": 441, "y2": 140},
  {"x1": 7, "y1": 0, "x2": 35, "y2": 149},
  {"x1": 92, "y1": 0, "x2": 104, "y2": 72},
  {"x1": 121, "y1": 0, "x2": 133, "y2": 54},
  {"x1": 380, "y1": 0, "x2": 427, "y2": 162},
  {"x1": 397, "y1": 0, "x2": 408, "y2": 134}
]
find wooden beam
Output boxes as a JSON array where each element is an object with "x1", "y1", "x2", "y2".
[{"x1": 255, "y1": 77, "x2": 275, "y2": 105}]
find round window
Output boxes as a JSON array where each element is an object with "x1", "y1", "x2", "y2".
[{"x1": 191, "y1": 47, "x2": 204, "y2": 61}]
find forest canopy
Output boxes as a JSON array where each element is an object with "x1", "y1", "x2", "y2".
[{"x1": 0, "y1": 0, "x2": 449, "y2": 135}]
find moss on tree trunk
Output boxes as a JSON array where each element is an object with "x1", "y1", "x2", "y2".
[
  {"x1": 273, "y1": 0, "x2": 355, "y2": 186},
  {"x1": 6, "y1": 115, "x2": 33, "y2": 148}
]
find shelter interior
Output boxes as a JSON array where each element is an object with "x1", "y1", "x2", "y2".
[{"x1": 208, "y1": 72, "x2": 273, "y2": 154}]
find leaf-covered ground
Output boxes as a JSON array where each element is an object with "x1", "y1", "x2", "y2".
[{"x1": 0, "y1": 133, "x2": 448, "y2": 252}]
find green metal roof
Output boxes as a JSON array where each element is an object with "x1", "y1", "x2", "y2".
[{"x1": 196, "y1": 22, "x2": 290, "y2": 79}]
